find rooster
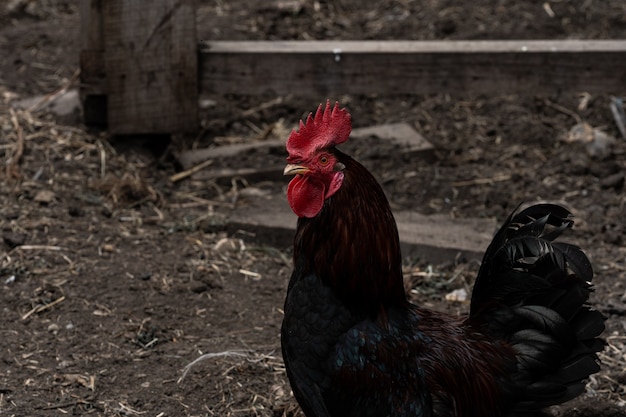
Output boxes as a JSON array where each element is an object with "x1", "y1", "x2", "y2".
[{"x1": 280, "y1": 101, "x2": 605, "y2": 417}]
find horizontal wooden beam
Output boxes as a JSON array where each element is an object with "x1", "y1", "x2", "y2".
[{"x1": 201, "y1": 40, "x2": 626, "y2": 96}]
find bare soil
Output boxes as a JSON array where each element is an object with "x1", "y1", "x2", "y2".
[{"x1": 0, "y1": 1, "x2": 625, "y2": 416}]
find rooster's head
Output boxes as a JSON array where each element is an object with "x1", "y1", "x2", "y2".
[{"x1": 284, "y1": 100, "x2": 352, "y2": 218}]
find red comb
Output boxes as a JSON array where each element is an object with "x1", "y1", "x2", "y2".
[{"x1": 286, "y1": 100, "x2": 352, "y2": 161}]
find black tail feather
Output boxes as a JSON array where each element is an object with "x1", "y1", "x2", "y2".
[
  {"x1": 468, "y1": 203, "x2": 605, "y2": 411},
  {"x1": 552, "y1": 242, "x2": 594, "y2": 282},
  {"x1": 572, "y1": 309, "x2": 606, "y2": 340}
]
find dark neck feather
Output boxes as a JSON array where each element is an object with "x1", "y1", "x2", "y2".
[{"x1": 293, "y1": 149, "x2": 407, "y2": 315}]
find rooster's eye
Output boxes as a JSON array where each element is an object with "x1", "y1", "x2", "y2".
[{"x1": 319, "y1": 155, "x2": 329, "y2": 166}]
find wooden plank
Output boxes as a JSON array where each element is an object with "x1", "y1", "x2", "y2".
[
  {"x1": 201, "y1": 40, "x2": 626, "y2": 96},
  {"x1": 103, "y1": 0, "x2": 198, "y2": 134},
  {"x1": 176, "y1": 122, "x2": 431, "y2": 169},
  {"x1": 174, "y1": 122, "x2": 433, "y2": 182},
  {"x1": 177, "y1": 140, "x2": 285, "y2": 167},
  {"x1": 351, "y1": 123, "x2": 433, "y2": 153},
  {"x1": 227, "y1": 195, "x2": 496, "y2": 263}
]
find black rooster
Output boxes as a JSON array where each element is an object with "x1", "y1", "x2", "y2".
[{"x1": 281, "y1": 101, "x2": 605, "y2": 417}]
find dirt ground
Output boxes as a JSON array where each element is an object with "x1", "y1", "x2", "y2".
[{"x1": 1, "y1": 1, "x2": 625, "y2": 416}]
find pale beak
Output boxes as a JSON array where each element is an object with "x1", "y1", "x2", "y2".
[{"x1": 284, "y1": 164, "x2": 309, "y2": 176}]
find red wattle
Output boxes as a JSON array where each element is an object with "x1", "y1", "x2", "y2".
[{"x1": 287, "y1": 175, "x2": 326, "y2": 218}]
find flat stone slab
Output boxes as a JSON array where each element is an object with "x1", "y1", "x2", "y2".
[{"x1": 227, "y1": 195, "x2": 495, "y2": 264}]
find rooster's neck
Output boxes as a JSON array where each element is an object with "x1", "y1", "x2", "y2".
[{"x1": 293, "y1": 151, "x2": 407, "y2": 315}]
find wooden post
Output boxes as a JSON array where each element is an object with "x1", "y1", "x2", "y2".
[
  {"x1": 79, "y1": 0, "x2": 107, "y2": 126},
  {"x1": 103, "y1": 0, "x2": 198, "y2": 134},
  {"x1": 80, "y1": 0, "x2": 198, "y2": 134}
]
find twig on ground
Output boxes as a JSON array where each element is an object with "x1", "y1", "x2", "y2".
[
  {"x1": 37, "y1": 398, "x2": 96, "y2": 411},
  {"x1": 170, "y1": 159, "x2": 214, "y2": 182},
  {"x1": 117, "y1": 402, "x2": 147, "y2": 415},
  {"x1": 27, "y1": 68, "x2": 80, "y2": 113},
  {"x1": 96, "y1": 139, "x2": 107, "y2": 178},
  {"x1": 7, "y1": 109, "x2": 25, "y2": 178},
  {"x1": 451, "y1": 174, "x2": 511, "y2": 187},
  {"x1": 171, "y1": 192, "x2": 235, "y2": 208},
  {"x1": 544, "y1": 99, "x2": 582, "y2": 124},
  {"x1": 22, "y1": 296, "x2": 66, "y2": 320},
  {"x1": 178, "y1": 350, "x2": 249, "y2": 383},
  {"x1": 241, "y1": 96, "x2": 288, "y2": 117},
  {"x1": 15, "y1": 245, "x2": 65, "y2": 251},
  {"x1": 609, "y1": 96, "x2": 626, "y2": 139}
]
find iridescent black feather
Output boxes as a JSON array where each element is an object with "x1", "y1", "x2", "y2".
[{"x1": 468, "y1": 204, "x2": 605, "y2": 413}]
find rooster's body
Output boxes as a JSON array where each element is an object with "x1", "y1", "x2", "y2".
[{"x1": 281, "y1": 101, "x2": 605, "y2": 417}]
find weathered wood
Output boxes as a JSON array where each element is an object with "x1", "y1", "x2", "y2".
[
  {"x1": 228, "y1": 195, "x2": 496, "y2": 263},
  {"x1": 351, "y1": 123, "x2": 433, "y2": 153},
  {"x1": 177, "y1": 140, "x2": 285, "y2": 167},
  {"x1": 175, "y1": 122, "x2": 433, "y2": 182},
  {"x1": 79, "y1": 0, "x2": 103, "y2": 50},
  {"x1": 79, "y1": 0, "x2": 107, "y2": 125},
  {"x1": 102, "y1": 0, "x2": 198, "y2": 134},
  {"x1": 79, "y1": 15, "x2": 626, "y2": 133},
  {"x1": 201, "y1": 40, "x2": 626, "y2": 97},
  {"x1": 176, "y1": 123, "x2": 430, "y2": 169}
]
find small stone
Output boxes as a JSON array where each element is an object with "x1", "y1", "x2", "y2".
[
  {"x1": 101, "y1": 244, "x2": 115, "y2": 253},
  {"x1": 3, "y1": 231, "x2": 26, "y2": 248},
  {"x1": 198, "y1": 215, "x2": 226, "y2": 233},
  {"x1": 68, "y1": 206, "x2": 85, "y2": 217},
  {"x1": 585, "y1": 129, "x2": 615, "y2": 159},
  {"x1": 563, "y1": 122, "x2": 616, "y2": 159},
  {"x1": 445, "y1": 288, "x2": 468, "y2": 303},
  {"x1": 604, "y1": 230, "x2": 622, "y2": 245},
  {"x1": 600, "y1": 172, "x2": 624, "y2": 190},
  {"x1": 57, "y1": 360, "x2": 74, "y2": 369},
  {"x1": 34, "y1": 190, "x2": 55, "y2": 204},
  {"x1": 4, "y1": 212, "x2": 19, "y2": 220},
  {"x1": 191, "y1": 284, "x2": 208, "y2": 294}
]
